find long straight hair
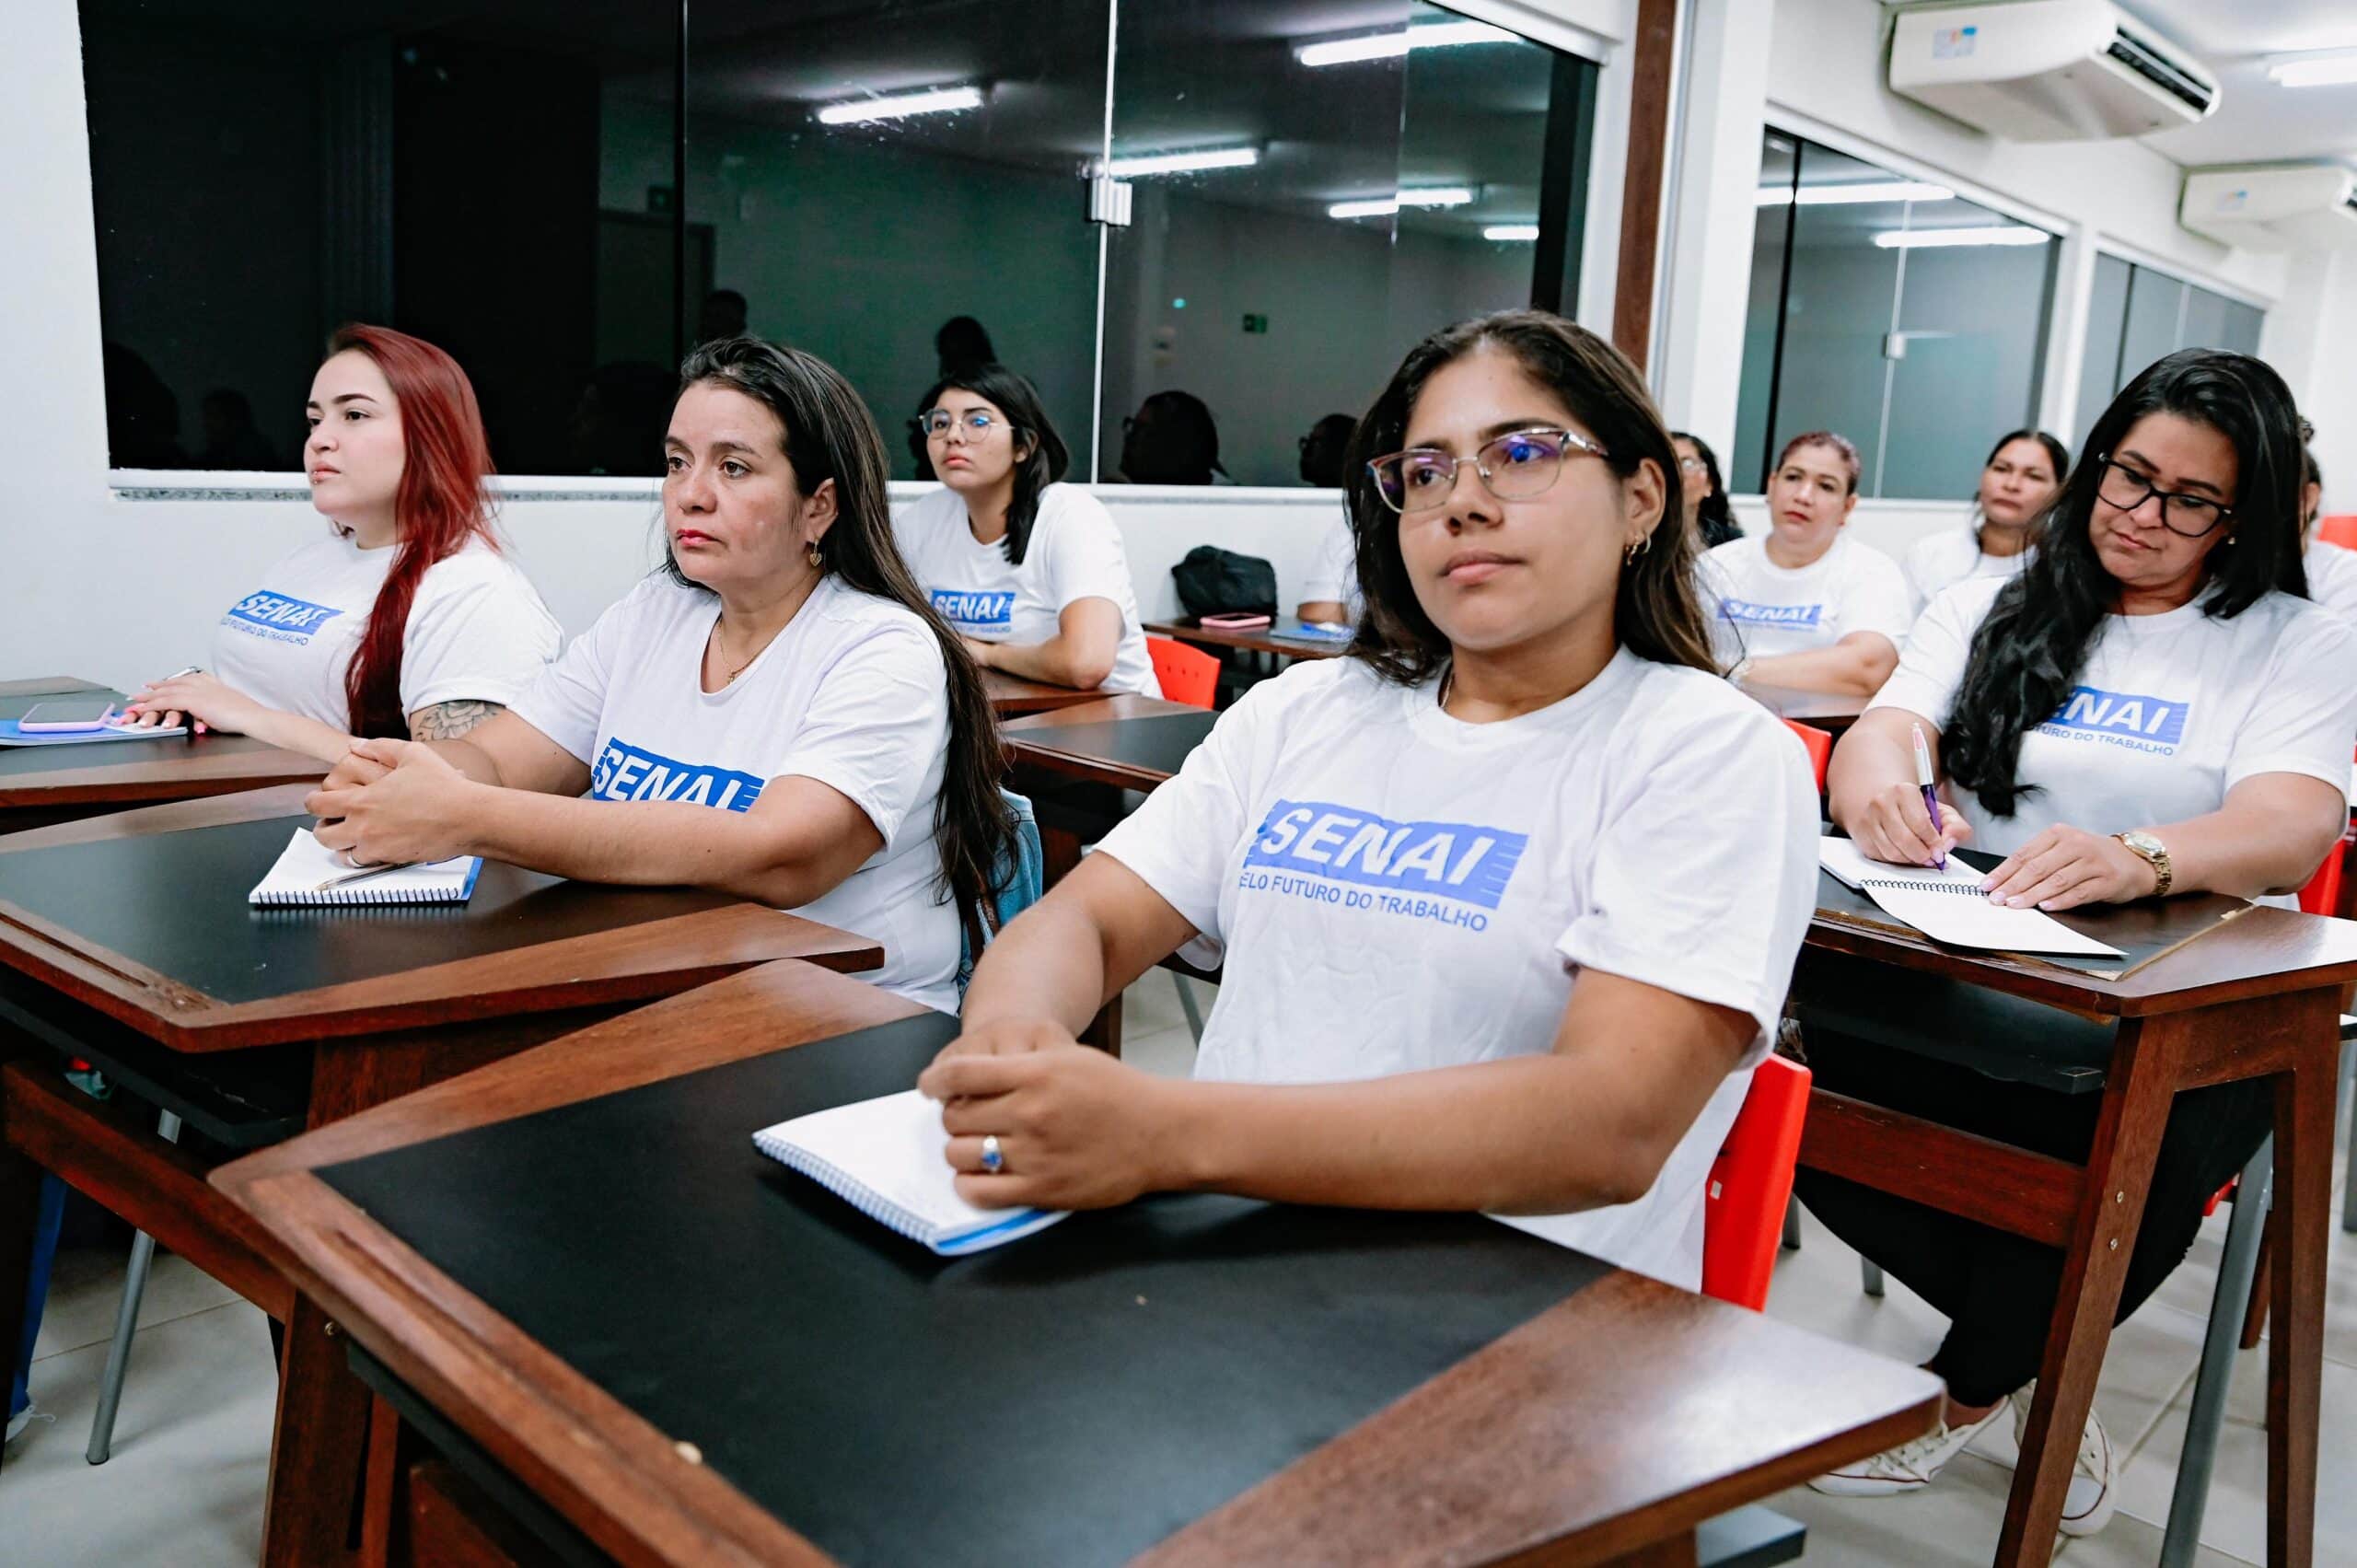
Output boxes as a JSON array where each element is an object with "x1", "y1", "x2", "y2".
[
  {"x1": 665, "y1": 338, "x2": 1017, "y2": 947},
  {"x1": 1944, "y1": 350, "x2": 2308, "y2": 816},
  {"x1": 1670, "y1": 429, "x2": 1742, "y2": 548},
  {"x1": 916, "y1": 363, "x2": 1068, "y2": 567},
  {"x1": 1343, "y1": 310, "x2": 1714, "y2": 684},
  {"x1": 329, "y1": 325, "x2": 502, "y2": 739}
]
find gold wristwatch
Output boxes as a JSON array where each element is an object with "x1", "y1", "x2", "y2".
[{"x1": 2112, "y1": 830, "x2": 2172, "y2": 898}]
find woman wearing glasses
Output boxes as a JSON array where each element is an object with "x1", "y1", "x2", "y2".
[
  {"x1": 1805, "y1": 350, "x2": 2357, "y2": 1531},
  {"x1": 1696, "y1": 430, "x2": 1913, "y2": 703},
  {"x1": 1669, "y1": 431, "x2": 1742, "y2": 549},
  {"x1": 895, "y1": 365, "x2": 1160, "y2": 695},
  {"x1": 915, "y1": 311, "x2": 1817, "y2": 1289}
]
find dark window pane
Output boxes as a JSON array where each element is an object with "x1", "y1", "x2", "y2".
[
  {"x1": 2179, "y1": 284, "x2": 2262, "y2": 357},
  {"x1": 1768, "y1": 143, "x2": 1899, "y2": 493},
  {"x1": 2118, "y1": 263, "x2": 2187, "y2": 390},
  {"x1": 80, "y1": 0, "x2": 680, "y2": 477},
  {"x1": 2074, "y1": 251, "x2": 2133, "y2": 444},
  {"x1": 683, "y1": 0, "x2": 1109, "y2": 482},
  {"x1": 1734, "y1": 130, "x2": 1795, "y2": 489}
]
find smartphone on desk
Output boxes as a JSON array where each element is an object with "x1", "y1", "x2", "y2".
[{"x1": 17, "y1": 700, "x2": 121, "y2": 732}]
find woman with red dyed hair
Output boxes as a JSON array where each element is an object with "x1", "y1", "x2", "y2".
[{"x1": 122, "y1": 325, "x2": 559, "y2": 757}]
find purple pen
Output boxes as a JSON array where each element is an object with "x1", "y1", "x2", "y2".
[{"x1": 1910, "y1": 723, "x2": 1946, "y2": 870}]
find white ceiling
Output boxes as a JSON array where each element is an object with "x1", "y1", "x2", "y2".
[{"x1": 2117, "y1": 0, "x2": 2357, "y2": 171}]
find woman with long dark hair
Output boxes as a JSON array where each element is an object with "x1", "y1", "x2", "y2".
[
  {"x1": 895, "y1": 363, "x2": 1160, "y2": 695},
  {"x1": 2299, "y1": 436, "x2": 2357, "y2": 620},
  {"x1": 308, "y1": 339, "x2": 1017, "y2": 1012},
  {"x1": 1806, "y1": 350, "x2": 2357, "y2": 1530},
  {"x1": 912, "y1": 311, "x2": 1817, "y2": 1288},
  {"x1": 123, "y1": 325, "x2": 559, "y2": 757},
  {"x1": 1669, "y1": 431, "x2": 1741, "y2": 549},
  {"x1": 1901, "y1": 427, "x2": 2069, "y2": 613}
]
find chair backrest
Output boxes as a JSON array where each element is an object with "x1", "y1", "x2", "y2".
[
  {"x1": 1782, "y1": 719, "x2": 1832, "y2": 794},
  {"x1": 1148, "y1": 635, "x2": 1221, "y2": 710},
  {"x1": 2298, "y1": 826, "x2": 2350, "y2": 917},
  {"x1": 2316, "y1": 514, "x2": 2357, "y2": 552},
  {"x1": 958, "y1": 788, "x2": 1045, "y2": 993},
  {"x1": 1703, "y1": 1053, "x2": 1812, "y2": 1311}
]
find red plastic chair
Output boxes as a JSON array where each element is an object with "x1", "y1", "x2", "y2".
[
  {"x1": 2316, "y1": 514, "x2": 2357, "y2": 552},
  {"x1": 2298, "y1": 829, "x2": 2350, "y2": 917},
  {"x1": 1147, "y1": 635, "x2": 1220, "y2": 710},
  {"x1": 1782, "y1": 719, "x2": 1832, "y2": 794},
  {"x1": 1703, "y1": 1053, "x2": 1812, "y2": 1311}
]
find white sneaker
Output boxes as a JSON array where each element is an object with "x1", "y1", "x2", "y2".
[
  {"x1": 2005, "y1": 1384, "x2": 2117, "y2": 1537},
  {"x1": 1809, "y1": 1401, "x2": 2009, "y2": 1497}
]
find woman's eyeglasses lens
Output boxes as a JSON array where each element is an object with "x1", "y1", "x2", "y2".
[
  {"x1": 2096, "y1": 459, "x2": 2227, "y2": 538},
  {"x1": 920, "y1": 410, "x2": 997, "y2": 438},
  {"x1": 1370, "y1": 430, "x2": 1575, "y2": 513}
]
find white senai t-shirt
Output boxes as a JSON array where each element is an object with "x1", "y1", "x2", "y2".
[
  {"x1": 1697, "y1": 533, "x2": 1914, "y2": 668},
  {"x1": 893, "y1": 482, "x2": 1161, "y2": 697},
  {"x1": 511, "y1": 574, "x2": 959, "y2": 1012},
  {"x1": 1903, "y1": 525, "x2": 2031, "y2": 616},
  {"x1": 1095, "y1": 653, "x2": 1819, "y2": 1289},
  {"x1": 210, "y1": 531, "x2": 560, "y2": 731},
  {"x1": 1299, "y1": 509, "x2": 1362, "y2": 619},
  {"x1": 2305, "y1": 542, "x2": 2357, "y2": 624},
  {"x1": 1875, "y1": 576, "x2": 2357, "y2": 884}
]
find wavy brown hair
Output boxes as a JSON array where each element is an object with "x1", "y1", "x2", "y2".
[{"x1": 1342, "y1": 310, "x2": 1714, "y2": 684}]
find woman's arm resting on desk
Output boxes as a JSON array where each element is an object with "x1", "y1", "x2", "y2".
[
  {"x1": 929, "y1": 854, "x2": 1752, "y2": 1214},
  {"x1": 1981, "y1": 773, "x2": 2347, "y2": 910},
  {"x1": 1741, "y1": 632, "x2": 1898, "y2": 699},
  {"x1": 1297, "y1": 599, "x2": 1348, "y2": 625},
  {"x1": 963, "y1": 597, "x2": 1122, "y2": 691},
  {"x1": 121, "y1": 672, "x2": 356, "y2": 762},
  {"x1": 1828, "y1": 706, "x2": 1974, "y2": 865}
]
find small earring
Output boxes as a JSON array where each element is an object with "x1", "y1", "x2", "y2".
[
  {"x1": 1624, "y1": 534, "x2": 1652, "y2": 564},
  {"x1": 807, "y1": 540, "x2": 824, "y2": 568}
]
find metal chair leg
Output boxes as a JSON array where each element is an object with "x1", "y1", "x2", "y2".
[
  {"x1": 1859, "y1": 1258, "x2": 1886, "y2": 1297},
  {"x1": 1172, "y1": 973, "x2": 1205, "y2": 1042},
  {"x1": 87, "y1": 1109, "x2": 181, "y2": 1465},
  {"x1": 2340, "y1": 1029, "x2": 2354, "y2": 1237},
  {"x1": 1781, "y1": 1196, "x2": 1801, "y2": 1251},
  {"x1": 2158, "y1": 1135, "x2": 2274, "y2": 1568}
]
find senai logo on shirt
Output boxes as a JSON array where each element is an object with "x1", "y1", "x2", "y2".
[
  {"x1": 223, "y1": 591, "x2": 345, "y2": 645},
  {"x1": 1243, "y1": 800, "x2": 1529, "y2": 911},
  {"x1": 1718, "y1": 598, "x2": 1822, "y2": 628},
  {"x1": 930, "y1": 588, "x2": 1016, "y2": 631},
  {"x1": 590, "y1": 738, "x2": 765, "y2": 812},
  {"x1": 2038, "y1": 685, "x2": 2189, "y2": 751}
]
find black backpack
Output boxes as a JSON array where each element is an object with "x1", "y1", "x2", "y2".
[{"x1": 1171, "y1": 546, "x2": 1278, "y2": 620}]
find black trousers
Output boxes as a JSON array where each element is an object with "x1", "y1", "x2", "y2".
[{"x1": 1793, "y1": 1026, "x2": 2273, "y2": 1409}]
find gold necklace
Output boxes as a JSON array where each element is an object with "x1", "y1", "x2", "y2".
[{"x1": 711, "y1": 621, "x2": 770, "y2": 684}]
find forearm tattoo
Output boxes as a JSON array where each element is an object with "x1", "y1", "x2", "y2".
[{"x1": 409, "y1": 698, "x2": 505, "y2": 741}]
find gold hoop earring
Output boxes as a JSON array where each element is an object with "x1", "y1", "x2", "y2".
[
  {"x1": 1624, "y1": 533, "x2": 1652, "y2": 565},
  {"x1": 807, "y1": 540, "x2": 824, "y2": 569}
]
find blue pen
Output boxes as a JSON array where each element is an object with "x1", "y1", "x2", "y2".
[{"x1": 1911, "y1": 722, "x2": 1946, "y2": 870}]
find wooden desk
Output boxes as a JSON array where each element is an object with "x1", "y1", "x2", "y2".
[
  {"x1": 215, "y1": 959, "x2": 1943, "y2": 1568},
  {"x1": 0, "y1": 675, "x2": 324, "y2": 834},
  {"x1": 0, "y1": 787, "x2": 883, "y2": 1565},
  {"x1": 1003, "y1": 695, "x2": 1216, "y2": 795},
  {"x1": 1144, "y1": 617, "x2": 1351, "y2": 663},
  {"x1": 1797, "y1": 885, "x2": 2357, "y2": 1564},
  {"x1": 981, "y1": 668, "x2": 1107, "y2": 717}
]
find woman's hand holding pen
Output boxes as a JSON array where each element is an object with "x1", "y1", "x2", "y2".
[
  {"x1": 308, "y1": 738, "x2": 473, "y2": 866},
  {"x1": 121, "y1": 668, "x2": 257, "y2": 736},
  {"x1": 1845, "y1": 779, "x2": 1973, "y2": 868}
]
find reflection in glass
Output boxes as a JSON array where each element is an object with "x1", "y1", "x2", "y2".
[{"x1": 2074, "y1": 257, "x2": 2265, "y2": 449}]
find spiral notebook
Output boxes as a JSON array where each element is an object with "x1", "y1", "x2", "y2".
[
  {"x1": 752, "y1": 1088, "x2": 1069, "y2": 1256},
  {"x1": 247, "y1": 829, "x2": 483, "y2": 908},
  {"x1": 1817, "y1": 837, "x2": 2123, "y2": 958}
]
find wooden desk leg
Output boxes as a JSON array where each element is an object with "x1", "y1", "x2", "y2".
[
  {"x1": 2266, "y1": 1015, "x2": 2337, "y2": 1568},
  {"x1": 1998, "y1": 1012, "x2": 2189, "y2": 1566}
]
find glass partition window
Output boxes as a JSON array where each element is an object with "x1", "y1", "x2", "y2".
[
  {"x1": 2073, "y1": 257, "x2": 2263, "y2": 442},
  {"x1": 1734, "y1": 129, "x2": 2058, "y2": 500},
  {"x1": 78, "y1": 0, "x2": 1595, "y2": 482}
]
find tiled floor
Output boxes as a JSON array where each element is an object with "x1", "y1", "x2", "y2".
[{"x1": 3, "y1": 977, "x2": 2350, "y2": 1567}]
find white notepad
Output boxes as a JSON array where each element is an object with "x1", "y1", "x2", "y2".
[
  {"x1": 1818, "y1": 837, "x2": 2123, "y2": 958},
  {"x1": 247, "y1": 829, "x2": 483, "y2": 909},
  {"x1": 752, "y1": 1089, "x2": 1069, "y2": 1256}
]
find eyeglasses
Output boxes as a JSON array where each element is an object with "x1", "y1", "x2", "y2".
[
  {"x1": 2094, "y1": 456, "x2": 2233, "y2": 538},
  {"x1": 917, "y1": 408, "x2": 1003, "y2": 440},
  {"x1": 1366, "y1": 428, "x2": 1610, "y2": 514},
  {"x1": 1676, "y1": 455, "x2": 1706, "y2": 475}
]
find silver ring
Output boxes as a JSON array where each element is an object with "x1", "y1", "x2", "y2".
[{"x1": 980, "y1": 1134, "x2": 1004, "y2": 1174}]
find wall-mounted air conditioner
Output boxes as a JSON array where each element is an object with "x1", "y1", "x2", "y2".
[
  {"x1": 2180, "y1": 164, "x2": 2357, "y2": 251},
  {"x1": 1887, "y1": 1, "x2": 2218, "y2": 142}
]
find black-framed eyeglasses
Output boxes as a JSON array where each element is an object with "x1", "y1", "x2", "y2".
[
  {"x1": 1366, "y1": 427, "x2": 1610, "y2": 514},
  {"x1": 917, "y1": 408, "x2": 1004, "y2": 440},
  {"x1": 2094, "y1": 455, "x2": 2234, "y2": 538}
]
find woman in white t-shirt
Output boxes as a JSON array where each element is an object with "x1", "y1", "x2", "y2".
[
  {"x1": 306, "y1": 339, "x2": 1018, "y2": 1012},
  {"x1": 2300, "y1": 442, "x2": 2357, "y2": 621},
  {"x1": 1900, "y1": 428, "x2": 2070, "y2": 614},
  {"x1": 121, "y1": 326, "x2": 559, "y2": 758},
  {"x1": 1295, "y1": 508, "x2": 1360, "y2": 625},
  {"x1": 1804, "y1": 350, "x2": 2356, "y2": 1531},
  {"x1": 893, "y1": 365, "x2": 1159, "y2": 696},
  {"x1": 1696, "y1": 430, "x2": 1911, "y2": 701},
  {"x1": 911, "y1": 309, "x2": 1818, "y2": 1289}
]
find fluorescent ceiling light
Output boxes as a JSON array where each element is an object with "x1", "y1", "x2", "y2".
[
  {"x1": 1873, "y1": 225, "x2": 2050, "y2": 250},
  {"x1": 1484, "y1": 225, "x2": 1541, "y2": 241},
  {"x1": 1296, "y1": 20, "x2": 1514, "y2": 68},
  {"x1": 1328, "y1": 188, "x2": 1477, "y2": 219},
  {"x1": 1756, "y1": 180, "x2": 1954, "y2": 207},
  {"x1": 1103, "y1": 145, "x2": 1260, "y2": 178},
  {"x1": 816, "y1": 85, "x2": 983, "y2": 125},
  {"x1": 2268, "y1": 51, "x2": 2357, "y2": 88}
]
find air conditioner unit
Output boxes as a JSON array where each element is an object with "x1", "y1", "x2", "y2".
[
  {"x1": 2180, "y1": 164, "x2": 2357, "y2": 251},
  {"x1": 1887, "y1": 1, "x2": 2218, "y2": 142}
]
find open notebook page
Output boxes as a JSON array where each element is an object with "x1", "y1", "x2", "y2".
[{"x1": 1817, "y1": 836, "x2": 2123, "y2": 958}]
